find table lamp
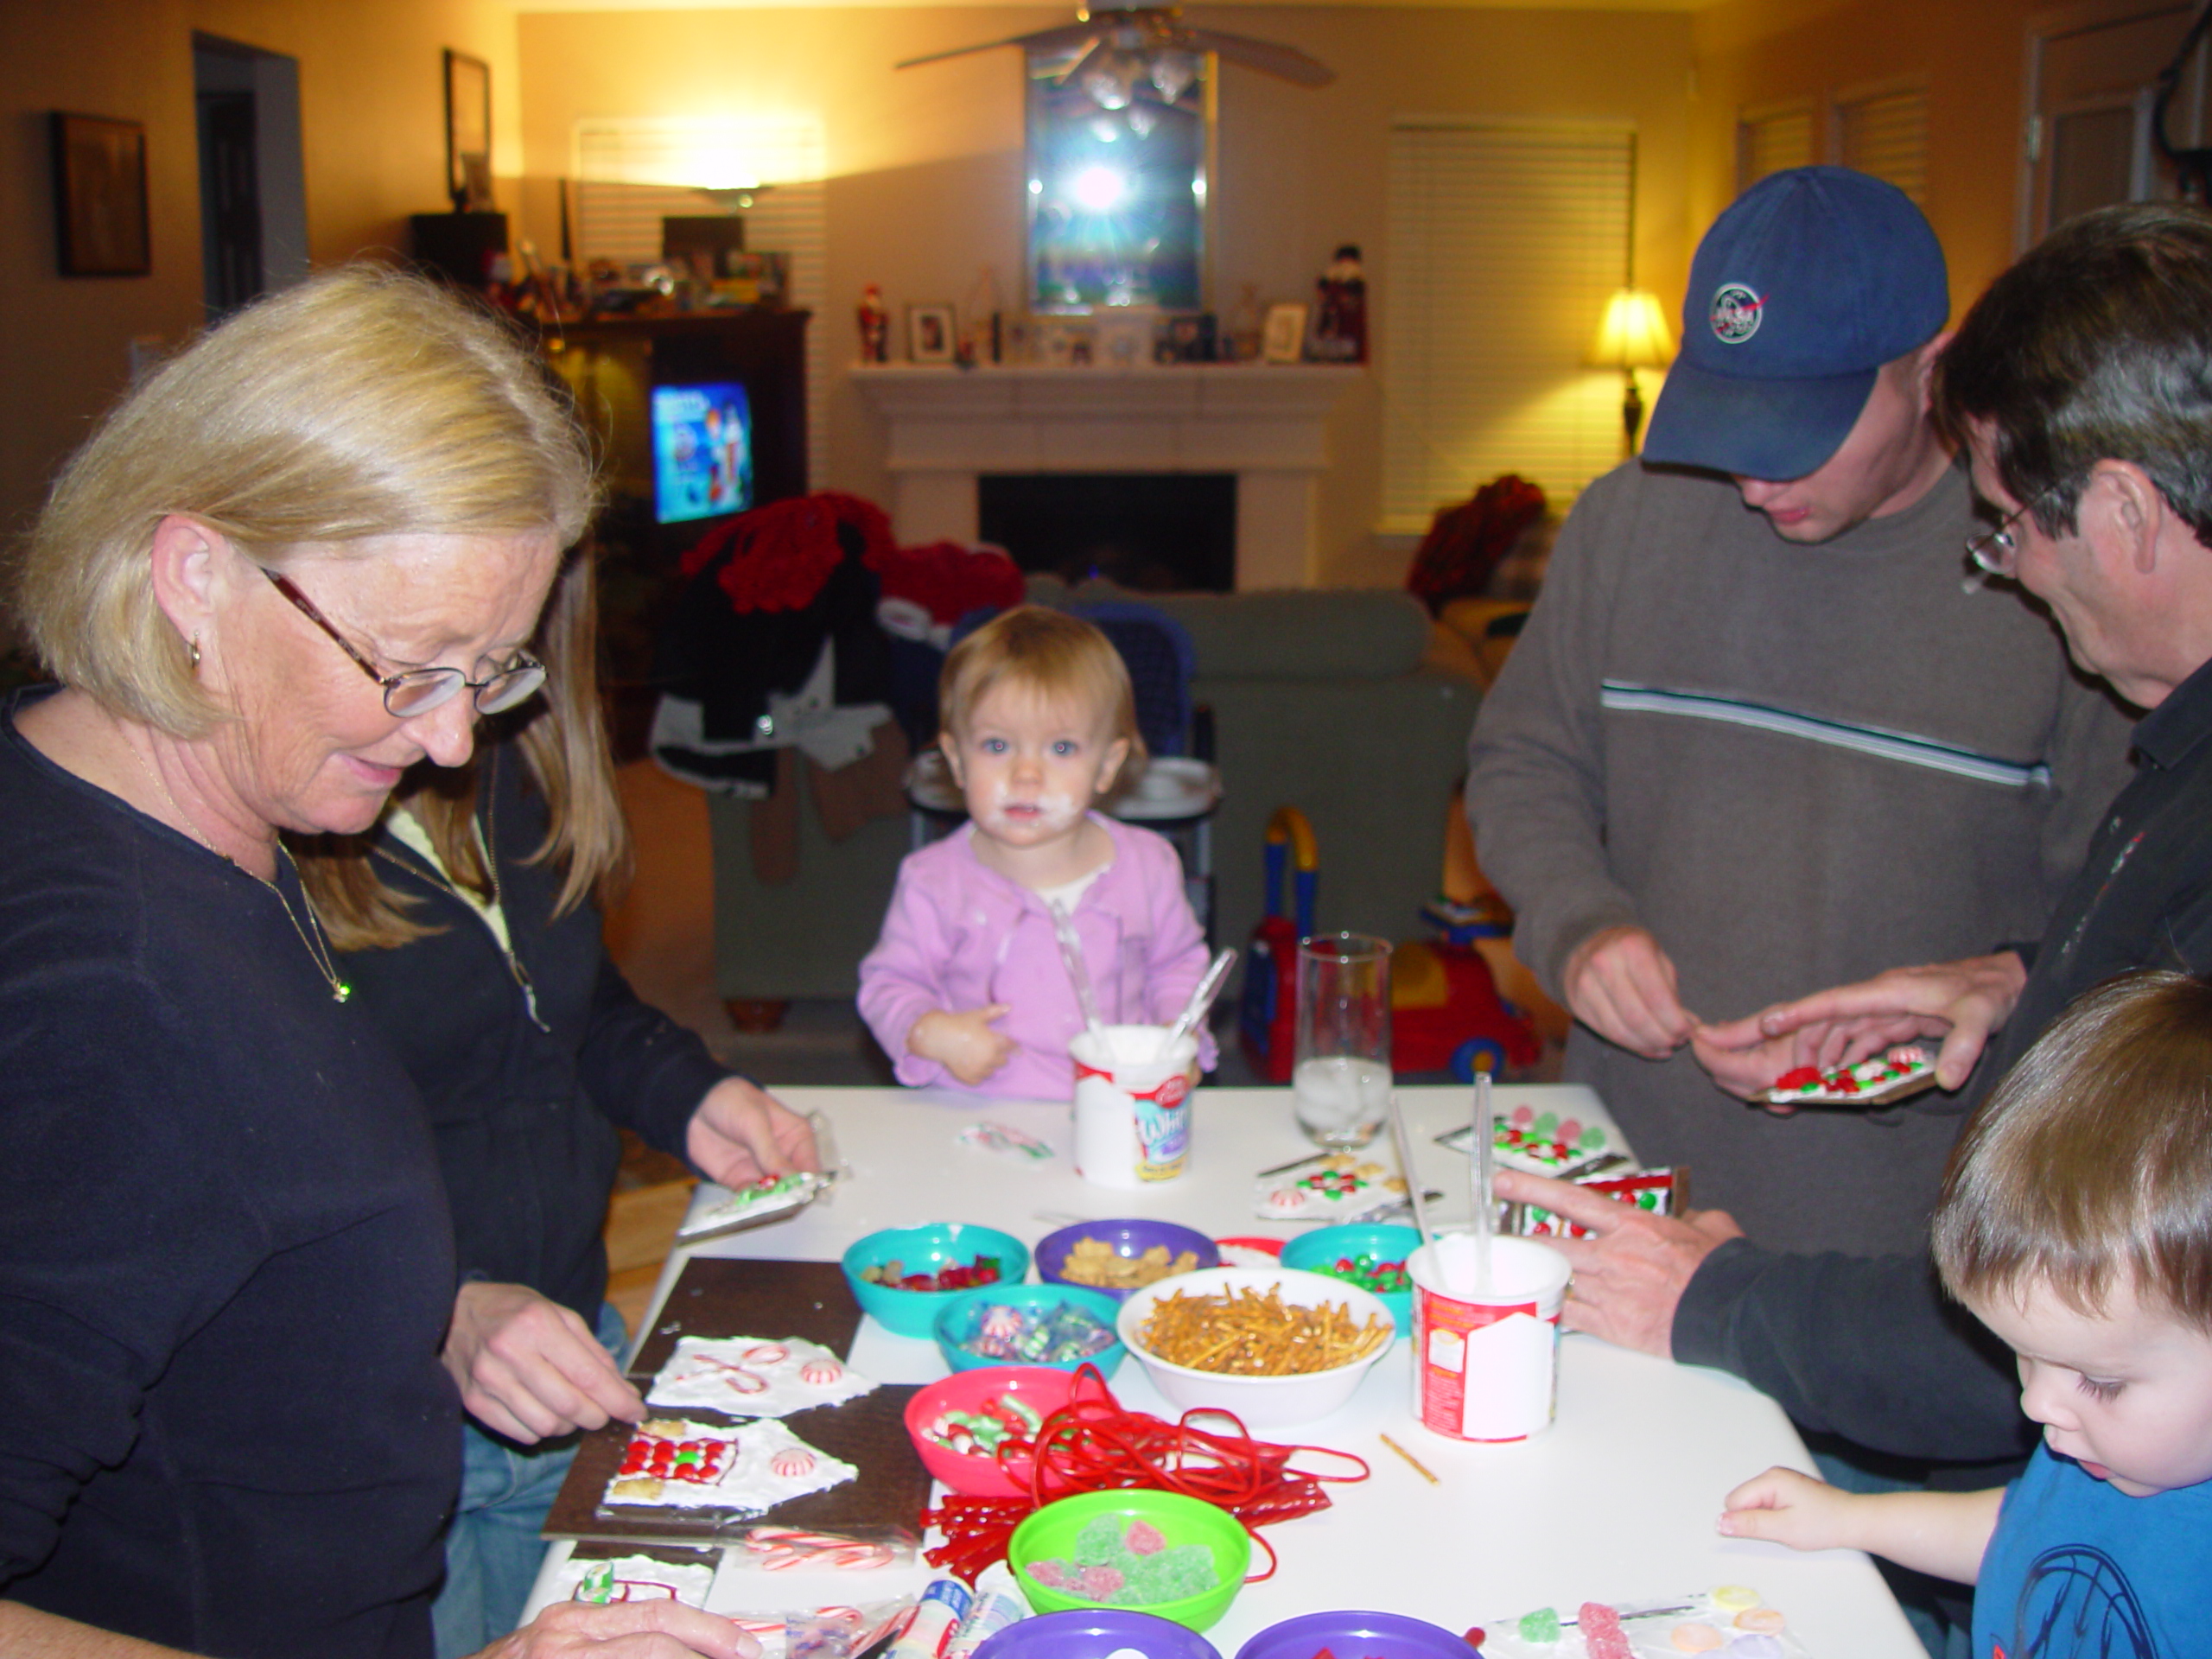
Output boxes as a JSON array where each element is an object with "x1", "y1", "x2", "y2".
[{"x1": 1588, "y1": 289, "x2": 1675, "y2": 455}]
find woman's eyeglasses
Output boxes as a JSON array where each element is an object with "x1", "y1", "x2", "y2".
[{"x1": 261, "y1": 567, "x2": 547, "y2": 717}]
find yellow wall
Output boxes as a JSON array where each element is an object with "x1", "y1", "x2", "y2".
[
  {"x1": 1690, "y1": 0, "x2": 2061, "y2": 323},
  {"x1": 0, "y1": 0, "x2": 520, "y2": 552},
  {"x1": 518, "y1": 4, "x2": 1696, "y2": 586}
]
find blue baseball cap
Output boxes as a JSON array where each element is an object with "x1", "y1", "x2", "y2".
[{"x1": 1642, "y1": 166, "x2": 1949, "y2": 480}]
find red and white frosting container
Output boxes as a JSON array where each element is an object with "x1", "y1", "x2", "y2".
[
  {"x1": 1407, "y1": 1233, "x2": 1572, "y2": 1442},
  {"x1": 1069, "y1": 1023, "x2": 1198, "y2": 1188}
]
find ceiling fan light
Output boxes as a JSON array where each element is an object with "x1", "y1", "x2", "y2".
[
  {"x1": 1081, "y1": 58, "x2": 1135, "y2": 109},
  {"x1": 1148, "y1": 49, "x2": 1198, "y2": 104}
]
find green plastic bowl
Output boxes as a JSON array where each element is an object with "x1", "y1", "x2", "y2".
[{"x1": 1008, "y1": 1490, "x2": 1251, "y2": 1634}]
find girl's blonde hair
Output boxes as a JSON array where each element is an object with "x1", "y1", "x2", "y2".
[
  {"x1": 10, "y1": 261, "x2": 598, "y2": 737},
  {"x1": 938, "y1": 607, "x2": 1145, "y2": 767}
]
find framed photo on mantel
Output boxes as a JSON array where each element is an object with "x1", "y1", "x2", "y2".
[{"x1": 50, "y1": 112, "x2": 149, "y2": 277}]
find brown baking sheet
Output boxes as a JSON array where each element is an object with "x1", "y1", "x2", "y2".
[
  {"x1": 542, "y1": 1257, "x2": 929, "y2": 1543},
  {"x1": 626, "y1": 1257, "x2": 862, "y2": 1379}
]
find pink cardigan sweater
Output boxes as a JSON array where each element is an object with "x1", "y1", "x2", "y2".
[{"x1": 858, "y1": 815, "x2": 1217, "y2": 1100}]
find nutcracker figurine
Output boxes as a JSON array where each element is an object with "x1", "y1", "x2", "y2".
[
  {"x1": 858, "y1": 284, "x2": 890, "y2": 364},
  {"x1": 1312, "y1": 245, "x2": 1367, "y2": 364}
]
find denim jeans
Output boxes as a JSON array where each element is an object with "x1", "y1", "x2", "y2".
[{"x1": 431, "y1": 1300, "x2": 630, "y2": 1659}]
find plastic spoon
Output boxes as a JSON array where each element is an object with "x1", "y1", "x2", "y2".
[
  {"x1": 1048, "y1": 901, "x2": 1106, "y2": 1039},
  {"x1": 1164, "y1": 948, "x2": 1237, "y2": 1051},
  {"x1": 1471, "y1": 1070, "x2": 1496, "y2": 1292},
  {"x1": 1387, "y1": 1091, "x2": 1434, "y2": 1250}
]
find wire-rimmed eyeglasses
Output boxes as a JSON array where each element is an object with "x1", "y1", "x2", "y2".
[
  {"x1": 262, "y1": 566, "x2": 547, "y2": 717},
  {"x1": 1966, "y1": 489, "x2": 2056, "y2": 579}
]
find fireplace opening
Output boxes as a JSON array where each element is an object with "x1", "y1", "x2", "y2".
[{"x1": 978, "y1": 473, "x2": 1235, "y2": 593}]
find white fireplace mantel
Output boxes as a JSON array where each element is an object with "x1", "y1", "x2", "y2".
[{"x1": 849, "y1": 363, "x2": 1361, "y2": 589}]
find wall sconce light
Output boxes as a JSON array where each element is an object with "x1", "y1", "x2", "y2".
[{"x1": 1588, "y1": 288, "x2": 1675, "y2": 455}]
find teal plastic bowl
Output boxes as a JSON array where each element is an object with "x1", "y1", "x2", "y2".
[
  {"x1": 1281, "y1": 1224, "x2": 1420, "y2": 1335},
  {"x1": 1009, "y1": 1490, "x2": 1251, "y2": 1633},
  {"x1": 935, "y1": 1282, "x2": 1127, "y2": 1378},
  {"x1": 842, "y1": 1223, "x2": 1030, "y2": 1338}
]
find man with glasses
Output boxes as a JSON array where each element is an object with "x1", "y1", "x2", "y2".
[
  {"x1": 1468, "y1": 168, "x2": 2133, "y2": 1266},
  {"x1": 1502, "y1": 196, "x2": 2212, "y2": 1580}
]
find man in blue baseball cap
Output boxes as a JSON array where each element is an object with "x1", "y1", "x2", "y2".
[{"x1": 1467, "y1": 168, "x2": 2133, "y2": 1264}]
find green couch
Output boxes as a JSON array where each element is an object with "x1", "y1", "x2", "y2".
[{"x1": 704, "y1": 579, "x2": 1483, "y2": 1006}]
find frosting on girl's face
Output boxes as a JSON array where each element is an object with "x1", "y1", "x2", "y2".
[{"x1": 944, "y1": 680, "x2": 1130, "y2": 855}]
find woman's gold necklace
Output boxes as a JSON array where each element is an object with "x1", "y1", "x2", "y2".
[{"x1": 119, "y1": 731, "x2": 353, "y2": 1004}]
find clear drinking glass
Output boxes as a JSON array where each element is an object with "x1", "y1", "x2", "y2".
[{"x1": 1293, "y1": 932, "x2": 1393, "y2": 1148}]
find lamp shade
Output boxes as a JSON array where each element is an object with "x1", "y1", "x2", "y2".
[{"x1": 1588, "y1": 289, "x2": 1675, "y2": 371}]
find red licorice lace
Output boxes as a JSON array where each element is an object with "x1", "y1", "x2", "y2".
[{"x1": 918, "y1": 1366, "x2": 1369, "y2": 1584}]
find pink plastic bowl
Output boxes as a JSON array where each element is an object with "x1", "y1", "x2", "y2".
[{"x1": 903, "y1": 1365, "x2": 1093, "y2": 1497}]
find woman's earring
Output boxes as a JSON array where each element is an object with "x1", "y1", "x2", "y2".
[{"x1": 188, "y1": 634, "x2": 201, "y2": 672}]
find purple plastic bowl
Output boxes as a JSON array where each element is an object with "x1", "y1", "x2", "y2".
[
  {"x1": 1233, "y1": 1611, "x2": 1476, "y2": 1659},
  {"x1": 1034, "y1": 1220, "x2": 1221, "y2": 1304},
  {"x1": 974, "y1": 1610, "x2": 1224, "y2": 1659}
]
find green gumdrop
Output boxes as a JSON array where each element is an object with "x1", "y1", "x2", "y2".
[
  {"x1": 1125, "y1": 1543, "x2": 1217, "y2": 1605},
  {"x1": 1073, "y1": 1515, "x2": 1130, "y2": 1567},
  {"x1": 1533, "y1": 1111, "x2": 1559, "y2": 1138},
  {"x1": 1519, "y1": 1607, "x2": 1560, "y2": 1643},
  {"x1": 1577, "y1": 1126, "x2": 1606, "y2": 1149}
]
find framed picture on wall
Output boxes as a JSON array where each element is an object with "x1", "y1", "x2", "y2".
[
  {"x1": 50, "y1": 112, "x2": 149, "y2": 277},
  {"x1": 444, "y1": 49, "x2": 493, "y2": 211},
  {"x1": 907, "y1": 302, "x2": 957, "y2": 365},
  {"x1": 1262, "y1": 303, "x2": 1310, "y2": 365}
]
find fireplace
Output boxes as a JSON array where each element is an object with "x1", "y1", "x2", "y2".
[
  {"x1": 849, "y1": 363, "x2": 1360, "y2": 589},
  {"x1": 979, "y1": 473, "x2": 1235, "y2": 592}
]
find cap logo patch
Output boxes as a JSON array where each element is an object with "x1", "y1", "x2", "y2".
[{"x1": 1710, "y1": 283, "x2": 1764, "y2": 344}]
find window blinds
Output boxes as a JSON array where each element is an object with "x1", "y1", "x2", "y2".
[
  {"x1": 1382, "y1": 118, "x2": 1634, "y2": 531},
  {"x1": 1737, "y1": 105, "x2": 1816, "y2": 190},
  {"x1": 570, "y1": 118, "x2": 829, "y2": 491},
  {"x1": 1837, "y1": 88, "x2": 1929, "y2": 204}
]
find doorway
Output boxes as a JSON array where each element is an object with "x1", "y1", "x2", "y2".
[
  {"x1": 2023, "y1": 2, "x2": 2212, "y2": 245},
  {"x1": 192, "y1": 34, "x2": 307, "y2": 319}
]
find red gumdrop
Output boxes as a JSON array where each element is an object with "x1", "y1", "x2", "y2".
[
  {"x1": 1579, "y1": 1604, "x2": 1631, "y2": 1659},
  {"x1": 1126, "y1": 1520, "x2": 1166, "y2": 1555},
  {"x1": 1461, "y1": 1631, "x2": 1484, "y2": 1651},
  {"x1": 901, "y1": 1274, "x2": 936, "y2": 1291}
]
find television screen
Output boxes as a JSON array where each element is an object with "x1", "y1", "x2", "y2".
[{"x1": 651, "y1": 381, "x2": 753, "y2": 524}]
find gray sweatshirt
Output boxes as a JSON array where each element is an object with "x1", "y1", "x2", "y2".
[{"x1": 1466, "y1": 459, "x2": 2136, "y2": 1254}]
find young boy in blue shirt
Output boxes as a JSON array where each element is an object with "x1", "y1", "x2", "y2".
[{"x1": 1719, "y1": 969, "x2": 2212, "y2": 1658}]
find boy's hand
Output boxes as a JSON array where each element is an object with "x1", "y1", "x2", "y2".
[
  {"x1": 1718, "y1": 1467, "x2": 1857, "y2": 1551},
  {"x1": 909, "y1": 1005, "x2": 1016, "y2": 1084}
]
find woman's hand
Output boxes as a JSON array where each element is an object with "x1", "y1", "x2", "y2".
[
  {"x1": 474, "y1": 1599, "x2": 762, "y2": 1659},
  {"x1": 685, "y1": 1078, "x2": 820, "y2": 1188},
  {"x1": 907, "y1": 1005, "x2": 1015, "y2": 1084},
  {"x1": 442, "y1": 1282, "x2": 643, "y2": 1444}
]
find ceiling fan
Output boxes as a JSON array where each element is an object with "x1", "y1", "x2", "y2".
[{"x1": 896, "y1": 7, "x2": 1335, "y2": 97}]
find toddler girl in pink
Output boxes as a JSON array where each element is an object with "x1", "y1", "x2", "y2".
[{"x1": 859, "y1": 607, "x2": 1216, "y2": 1099}]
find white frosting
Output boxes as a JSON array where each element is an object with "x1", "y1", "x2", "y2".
[
  {"x1": 646, "y1": 1336, "x2": 875, "y2": 1418},
  {"x1": 555, "y1": 1553, "x2": 716, "y2": 1607}
]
